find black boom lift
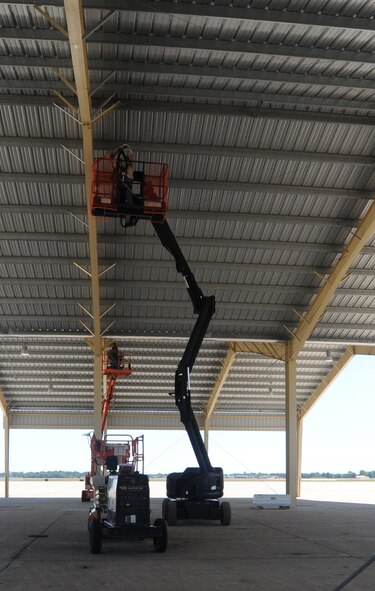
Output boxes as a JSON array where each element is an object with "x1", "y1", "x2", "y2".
[
  {"x1": 153, "y1": 222, "x2": 231, "y2": 526},
  {"x1": 90, "y1": 145, "x2": 231, "y2": 526}
]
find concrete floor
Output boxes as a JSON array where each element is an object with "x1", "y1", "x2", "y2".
[{"x1": 1, "y1": 496, "x2": 375, "y2": 591}]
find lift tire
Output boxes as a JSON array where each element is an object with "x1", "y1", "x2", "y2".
[
  {"x1": 162, "y1": 498, "x2": 169, "y2": 520},
  {"x1": 153, "y1": 518, "x2": 168, "y2": 553},
  {"x1": 88, "y1": 519, "x2": 102, "y2": 554},
  {"x1": 166, "y1": 500, "x2": 177, "y2": 526},
  {"x1": 220, "y1": 501, "x2": 231, "y2": 526}
]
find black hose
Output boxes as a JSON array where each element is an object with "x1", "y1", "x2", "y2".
[{"x1": 333, "y1": 554, "x2": 375, "y2": 590}]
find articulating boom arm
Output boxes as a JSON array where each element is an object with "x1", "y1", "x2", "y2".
[{"x1": 152, "y1": 220, "x2": 215, "y2": 472}]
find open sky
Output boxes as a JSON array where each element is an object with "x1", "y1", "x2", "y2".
[{"x1": 0, "y1": 354, "x2": 374, "y2": 475}]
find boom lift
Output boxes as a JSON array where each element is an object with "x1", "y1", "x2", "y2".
[
  {"x1": 91, "y1": 145, "x2": 231, "y2": 526},
  {"x1": 81, "y1": 351, "x2": 133, "y2": 503},
  {"x1": 85, "y1": 347, "x2": 168, "y2": 554}
]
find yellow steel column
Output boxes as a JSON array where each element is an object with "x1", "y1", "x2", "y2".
[
  {"x1": 64, "y1": 0, "x2": 102, "y2": 438},
  {"x1": 204, "y1": 417, "x2": 209, "y2": 451},
  {"x1": 285, "y1": 342, "x2": 297, "y2": 507},
  {"x1": 4, "y1": 413, "x2": 9, "y2": 498},
  {"x1": 0, "y1": 387, "x2": 9, "y2": 497},
  {"x1": 297, "y1": 418, "x2": 303, "y2": 498},
  {"x1": 82, "y1": 130, "x2": 102, "y2": 440}
]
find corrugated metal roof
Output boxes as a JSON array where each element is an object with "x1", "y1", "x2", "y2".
[{"x1": 0, "y1": 0, "x2": 374, "y2": 429}]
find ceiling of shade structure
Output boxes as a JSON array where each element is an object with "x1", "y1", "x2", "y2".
[{"x1": 0, "y1": 0, "x2": 375, "y2": 431}]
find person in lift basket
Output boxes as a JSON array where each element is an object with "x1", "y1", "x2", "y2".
[{"x1": 108, "y1": 342, "x2": 122, "y2": 369}]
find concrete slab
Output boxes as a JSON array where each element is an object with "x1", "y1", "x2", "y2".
[{"x1": 1, "y1": 496, "x2": 375, "y2": 591}]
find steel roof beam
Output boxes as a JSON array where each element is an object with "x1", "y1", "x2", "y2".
[
  {"x1": 1, "y1": 95, "x2": 375, "y2": 127},
  {"x1": 2, "y1": 297, "x2": 375, "y2": 316},
  {"x1": 0, "y1": 172, "x2": 371, "y2": 201},
  {"x1": 353, "y1": 345, "x2": 375, "y2": 355},
  {"x1": 2, "y1": 136, "x2": 372, "y2": 167},
  {"x1": 1, "y1": 231, "x2": 375, "y2": 256},
  {"x1": 0, "y1": 313, "x2": 300, "y2": 328},
  {"x1": 121, "y1": 101, "x2": 375, "y2": 127},
  {"x1": 104, "y1": 84, "x2": 375, "y2": 113},
  {"x1": 0, "y1": 333, "x2": 369, "y2": 347},
  {"x1": 205, "y1": 345, "x2": 236, "y2": 421},
  {"x1": 116, "y1": 1, "x2": 375, "y2": 32},
  {"x1": 0, "y1": 277, "x2": 333, "y2": 293},
  {"x1": 2, "y1": 79, "x2": 375, "y2": 112},
  {"x1": 3, "y1": 256, "x2": 375, "y2": 278},
  {"x1": 3, "y1": 27, "x2": 375, "y2": 67},
  {"x1": 1, "y1": 277, "x2": 375, "y2": 297},
  {"x1": 91, "y1": 33, "x2": 375, "y2": 66},
  {"x1": 1, "y1": 374, "x2": 324, "y2": 384},
  {"x1": 0, "y1": 313, "x2": 374, "y2": 333},
  {"x1": 7, "y1": 412, "x2": 181, "y2": 430},
  {"x1": 2, "y1": 371, "x2": 322, "y2": 380},
  {"x1": 0, "y1": 204, "x2": 361, "y2": 229},
  {"x1": 291, "y1": 198, "x2": 375, "y2": 357},
  {"x1": 3, "y1": 0, "x2": 374, "y2": 32},
  {"x1": 8, "y1": 411, "x2": 284, "y2": 430},
  {"x1": 4, "y1": 55, "x2": 375, "y2": 93}
]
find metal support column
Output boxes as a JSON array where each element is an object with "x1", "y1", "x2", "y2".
[
  {"x1": 64, "y1": 0, "x2": 102, "y2": 438},
  {"x1": 4, "y1": 413, "x2": 9, "y2": 498},
  {"x1": 204, "y1": 417, "x2": 209, "y2": 451},
  {"x1": 1, "y1": 387, "x2": 9, "y2": 498},
  {"x1": 285, "y1": 343, "x2": 297, "y2": 507},
  {"x1": 297, "y1": 418, "x2": 303, "y2": 498}
]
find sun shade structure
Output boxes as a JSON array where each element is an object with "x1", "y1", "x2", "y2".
[{"x1": 1, "y1": 0, "x2": 375, "y2": 502}]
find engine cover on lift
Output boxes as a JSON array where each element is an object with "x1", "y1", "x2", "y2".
[
  {"x1": 167, "y1": 467, "x2": 224, "y2": 501},
  {"x1": 107, "y1": 472, "x2": 150, "y2": 527}
]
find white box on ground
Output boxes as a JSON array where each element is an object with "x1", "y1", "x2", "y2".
[{"x1": 252, "y1": 494, "x2": 291, "y2": 509}]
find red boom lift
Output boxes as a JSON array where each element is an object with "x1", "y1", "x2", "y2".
[
  {"x1": 90, "y1": 145, "x2": 231, "y2": 527},
  {"x1": 84, "y1": 347, "x2": 168, "y2": 553},
  {"x1": 81, "y1": 350, "x2": 133, "y2": 503}
]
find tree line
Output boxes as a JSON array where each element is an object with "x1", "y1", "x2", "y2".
[
  {"x1": 1, "y1": 470, "x2": 375, "y2": 479},
  {"x1": 227, "y1": 471, "x2": 375, "y2": 479},
  {"x1": 0, "y1": 471, "x2": 86, "y2": 478}
]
